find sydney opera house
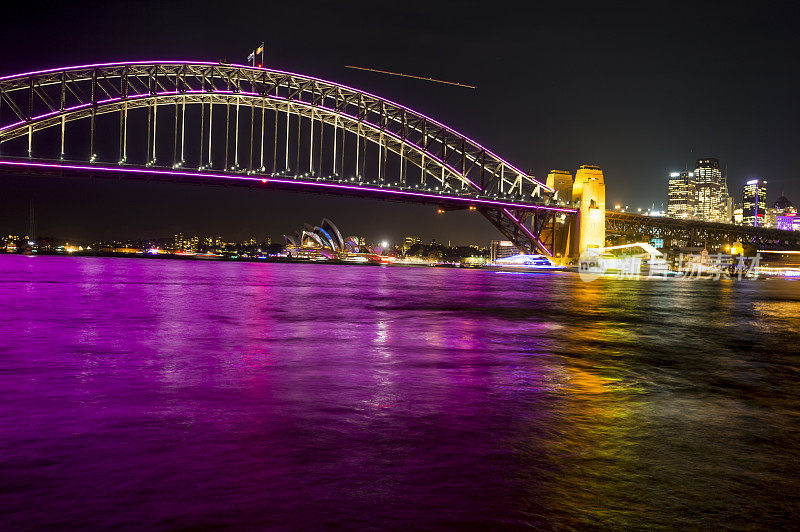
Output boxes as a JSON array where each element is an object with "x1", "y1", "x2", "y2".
[{"x1": 284, "y1": 219, "x2": 378, "y2": 261}]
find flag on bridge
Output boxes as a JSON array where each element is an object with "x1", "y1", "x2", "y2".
[
  {"x1": 247, "y1": 51, "x2": 255, "y2": 63},
  {"x1": 256, "y1": 43, "x2": 264, "y2": 55}
]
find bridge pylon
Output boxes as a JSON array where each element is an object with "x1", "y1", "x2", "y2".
[
  {"x1": 542, "y1": 165, "x2": 606, "y2": 262},
  {"x1": 571, "y1": 165, "x2": 606, "y2": 257}
]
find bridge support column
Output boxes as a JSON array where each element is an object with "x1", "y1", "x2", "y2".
[{"x1": 570, "y1": 165, "x2": 606, "y2": 258}]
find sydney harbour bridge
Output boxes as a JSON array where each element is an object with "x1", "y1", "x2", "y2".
[{"x1": 0, "y1": 60, "x2": 797, "y2": 255}]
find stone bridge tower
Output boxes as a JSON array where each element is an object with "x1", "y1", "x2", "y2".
[{"x1": 571, "y1": 165, "x2": 606, "y2": 256}]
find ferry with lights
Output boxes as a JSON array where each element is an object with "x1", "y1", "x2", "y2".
[{"x1": 483, "y1": 253, "x2": 566, "y2": 272}]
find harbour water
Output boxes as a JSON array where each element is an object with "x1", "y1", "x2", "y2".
[{"x1": 1, "y1": 255, "x2": 799, "y2": 529}]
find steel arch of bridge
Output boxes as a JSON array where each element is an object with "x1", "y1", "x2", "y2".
[{"x1": 0, "y1": 61, "x2": 572, "y2": 255}]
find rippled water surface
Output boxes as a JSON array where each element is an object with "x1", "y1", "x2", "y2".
[{"x1": 1, "y1": 255, "x2": 799, "y2": 530}]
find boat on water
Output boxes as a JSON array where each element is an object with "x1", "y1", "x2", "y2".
[
  {"x1": 483, "y1": 254, "x2": 565, "y2": 272},
  {"x1": 577, "y1": 242, "x2": 675, "y2": 277}
]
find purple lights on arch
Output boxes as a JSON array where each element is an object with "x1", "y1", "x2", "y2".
[
  {"x1": 0, "y1": 60, "x2": 222, "y2": 81},
  {"x1": 0, "y1": 88, "x2": 483, "y2": 192},
  {"x1": 0, "y1": 159, "x2": 574, "y2": 215},
  {"x1": 0, "y1": 60, "x2": 553, "y2": 193}
]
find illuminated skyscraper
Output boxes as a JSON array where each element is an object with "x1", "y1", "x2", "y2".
[
  {"x1": 733, "y1": 203, "x2": 743, "y2": 225},
  {"x1": 490, "y1": 240, "x2": 518, "y2": 261},
  {"x1": 667, "y1": 171, "x2": 697, "y2": 218},
  {"x1": 694, "y1": 158, "x2": 727, "y2": 222},
  {"x1": 173, "y1": 233, "x2": 199, "y2": 252},
  {"x1": 772, "y1": 195, "x2": 796, "y2": 216},
  {"x1": 743, "y1": 179, "x2": 768, "y2": 227},
  {"x1": 773, "y1": 195, "x2": 797, "y2": 232}
]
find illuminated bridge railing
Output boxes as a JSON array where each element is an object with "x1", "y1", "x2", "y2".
[
  {"x1": 0, "y1": 61, "x2": 574, "y2": 255},
  {"x1": 606, "y1": 211, "x2": 800, "y2": 251}
]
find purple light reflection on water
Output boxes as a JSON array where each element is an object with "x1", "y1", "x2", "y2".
[{"x1": 1, "y1": 255, "x2": 800, "y2": 529}]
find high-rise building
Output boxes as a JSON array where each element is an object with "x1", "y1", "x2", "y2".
[
  {"x1": 764, "y1": 208, "x2": 778, "y2": 228},
  {"x1": 173, "y1": 233, "x2": 199, "y2": 252},
  {"x1": 725, "y1": 196, "x2": 734, "y2": 223},
  {"x1": 772, "y1": 195, "x2": 796, "y2": 216},
  {"x1": 742, "y1": 179, "x2": 767, "y2": 227},
  {"x1": 404, "y1": 236, "x2": 422, "y2": 247},
  {"x1": 777, "y1": 215, "x2": 795, "y2": 231},
  {"x1": 490, "y1": 240, "x2": 519, "y2": 261},
  {"x1": 202, "y1": 236, "x2": 224, "y2": 251},
  {"x1": 733, "y1": 203, "x2": 744, "y2": 225},
  {"x1": 694, "y1": 158, "x2": 727, "y2": 222},
  {"x1": 773, "y1": 196, "x2": 796, "y2": 232},
  {"x1": 667, "y1": 171, "x2": 697, "y2": 218}
]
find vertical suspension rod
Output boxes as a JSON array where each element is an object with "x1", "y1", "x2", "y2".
[
  {"x1": 123, "y1": 103, "x2": 128, "y2": 162},
  {"x1": 308, "y1": 110, "x2": 314, "y2": 175},
  {"x1": 355, "y1": 122, "x2": 360, "y2": 180},
  {"x1": 234, "y1": 96, "x2": 240, "y2": 169},
  {"x1": 272, "y1": 107, "x2": 278, "y2": 173},
  {"x1": 332, "y1": 116, "x2": 338, "y2": 176},
  {"x1": 152, "y1": 101, "x2": 158, "y2": 164},
  {"x1": 284, "y1": 107, "x2": 290, "y2": 171},
  {"x1": 224, "y1": 97, "x2": 230, "y2": 169},
  {"x1": 180, "y1": 99, "x2": 186, "y2": 163},
  {"x1": 295, "y1": 111, "x2": 301, "y2": 175},
  {"x1": 260, "y1": 99, "x2": 265, "y2": 170},
  {"x1": 317, "y1": 115, "x2": 323, "y2": 177},
  {"x1": 208, "y1": 101, "x2": 213, "y2": 167},
  {"x1": 173, "y1": 100, "x2": 178, "y2": 165},
  {"x1": 60, "y1": 116, "x2": 66, "y2": 159},
  {"x1": 146, "y1": 104, "x2": 152, "y2": 163},
  {"x1": 199, "y1": 98, "x2": 205, "y2": 167}
]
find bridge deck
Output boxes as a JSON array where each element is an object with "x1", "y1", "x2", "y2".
[{"x1": 0, "y1": 158, "x2": 573, "y2": 214}]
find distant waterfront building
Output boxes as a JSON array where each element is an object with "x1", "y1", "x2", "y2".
[
  {"x1": 772, "y1": 195, "x2": 796, "y2": 216},
  {"x1": 773, "y1": 196, "x2": 797, "y2": 232},
  {"x1": 725, "y1": 196, "x2": 734, "y2": 223},
  {"x1": 282, "y1": 218, "x2": 366, "y2": 260},
  {"x1": 733, "y1": 203, "x2": 744, "y2": 225},
  {"x1": 202, "y1": 236, "x2": 224, "y2": 251},
  {"x1": 777, "y1": 215, "x2": 795, "y2": 231},
  {"x1": 546, "y1": 170, "x2": 574, "y2": 205},
  {"x1": 694, "y1": 158, "x2": 727, "y2": 222},
  {"x1": 173, "y1": 233, "x2": 198, "y2": 252},
  {"x1": 765, "y1": 208, "x2": 778, "y2": 229},
  {"x1": 490, "y1": 240, "x2": 519, "y2": 261},
  {"x1": 667, "y1": 171, "x2": 697, "y2": 218},
  {"x1": 743, "y1": 179, "x2": 768, "y2": 227}
]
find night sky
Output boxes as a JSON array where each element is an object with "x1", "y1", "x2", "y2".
[{"x1": 1, "y1": 0, "x2": 798, "y2": 244}]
